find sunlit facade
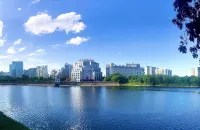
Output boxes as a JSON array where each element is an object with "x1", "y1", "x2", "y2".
[
  {"x1": 71, "y1": 59, "x2": 102, "y2": 82},
  {"x1": 36, "y1": 66, "x2": 48, "y2": 78},
  {"x1": 106, "y1": 63, "x2": 144, "y2": 77},
  {"x1": 145, "y1": 66, "x2": 156, "y2": 75},
  {"x1": 191, "y1": 67, "x2": 200, "y2": 77},
  {"x1": 146, "y1": 66, "x2": 172, "y2": 76}
]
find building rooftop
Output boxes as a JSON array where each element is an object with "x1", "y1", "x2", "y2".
[{"x1": 79, "y1": 59, "x2": 94, "y2": 62}]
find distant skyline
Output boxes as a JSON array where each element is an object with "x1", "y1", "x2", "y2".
[{"x1": 0, "y1": 0, "x2": 199, "y2": 76}]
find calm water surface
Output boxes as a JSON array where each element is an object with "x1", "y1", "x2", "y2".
[{"x1": 0, "y1": 86, "x2": 200, "y2": 130}]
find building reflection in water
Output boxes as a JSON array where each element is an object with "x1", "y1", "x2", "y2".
[{"x1": 69, "y1": 86, "x2": 91, "y2": 129}]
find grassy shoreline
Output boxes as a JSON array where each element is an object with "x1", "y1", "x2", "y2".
[{"x1": 0, "y1": 112, "x2": 29, "y2": 130}]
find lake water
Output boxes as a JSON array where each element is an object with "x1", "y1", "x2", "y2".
[{"x1": 0, "y1": 86, "x2": 200, "y2": 130}]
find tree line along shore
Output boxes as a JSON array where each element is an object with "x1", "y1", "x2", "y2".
[
  {"x1": 0, "y1": 74, "x2": 200, "y2": 87},
  {"x1": 104, "y1": 73, "x2": 200, "y2": 87}
]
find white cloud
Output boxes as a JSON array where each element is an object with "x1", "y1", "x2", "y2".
[
  {"x1": 0, "y1": 55, "x2": 9, "y2": 60},
  {"x1": 28, "y1": 49, "x2": 45, "y2": 56},
  {"x1": 50, "y1": 44, "x2": 61, "y2": 47},
  {"x1": 66, "y1": 36, "x2": 88, "y2": 45},
  {"x1": 36, "y1": 49, "x2": 45, "y2": 53},
  {"x1": 18, "y1": 8, "x2": 21, "y2": 11},
  {"x1": 0, "y1": 21, "x2": 6, "y2": 47},
  {"x1": 27, "y1": 53, "x2": 35, "y2": 56},
  {"x1": 49, "y1": 44, "x2": 67, "y2": 49},
  {"x1": 18, "y1": 46, "x2": 26, "y2": 52},
  {"x1": 6, "y1": 39, "x2": 24, "y2": 54},
  {"x1": 0, "y1": 38, "x2": 6, "y2": 47},
  {"x1": 7, "y1": 46, "x2": 16, "y2": 54},
  {"x1": 0, "y1": 20, "x2": 3, "y2": 38},
  {"x1": 24, "y1": 12, "x2": 86, "y2": 35},
  {"x1": 25, "y1": 58, "x2": 61, "y2": 73},
  {"x1": 32, "y1": 0, "x2": 40, "y2": 4},
  {"x1": 13, "y1": 38, "x2": 22, "y2": 45}
]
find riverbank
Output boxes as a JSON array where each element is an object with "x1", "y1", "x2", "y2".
[
  {"x1": 0, "y1": 82, "x2": 119, "y2": 87},
  {"x1": 120, "y1": 83, "x2": 200, "y2": 88},
  {"x1": 120, "y1": 83, "x2": 150, "y2": 87},
  {"x1": 80, "y1": 82, "x2": 119, "y2": 86},
  {"x1": 0, "y1": 112, "x2": 29, "y2": 130},
  {"x1": 0, "y1": 82, "x2": 199, "y2": 88}
]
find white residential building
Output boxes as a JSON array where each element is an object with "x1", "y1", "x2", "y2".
[
  {"x1": 106, "y1": 63, "x2": 144, "y2": 77},
  {"x1": 145, "y1": 66, "x2": 156, "y2": 75},
  {"x1": 146, "y1": 66, "x2": 172, "y2": 76},
  {"x1": 71, "y1": 59, "x2": 102, "y2": 82},
  {"x1": 36, "y1": 66, "x2": 48, "y2": 78},
  {"x1": 155, "y1": 68, "x2": 164, "y2": 75},
  {"x1": 191, "y1": 68, "x2": 197, "y2": 76},
  {"x1": 191, "y1": 67, "x2": 200, "y2": 77}
]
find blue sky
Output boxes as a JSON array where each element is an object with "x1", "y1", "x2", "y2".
[{"x1": 0, "y1": 0, "x2": 198, "y2": 76}]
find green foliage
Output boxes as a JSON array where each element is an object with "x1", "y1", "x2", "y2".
[
  {"x1": 191, "y1": 76, "x2": 200, "y2": 87},
  {"x1": 0, "y1": 76, "x2": 54, "y2": 83},
  {"x1": 104, "y1": 74, "x2": 200, "y2": 87},
  {"x1": 22, "y1": 74, "x2": 29, "y2": 82},
  {"x1": 104, "y1": 75, "x2": 112, "y2": 81},
  {"x1": 111, "y1": 73, "x2": 128, "y2": 84},
  {"x1": 104, "y1": 73, "x2": 128, "y2": 84},
  {"x1": 0, "y1": 112, "x2": 29, "y2": 130},
  {"x1": 173, "y1": 0, "x2": 200, "y2": 58}
]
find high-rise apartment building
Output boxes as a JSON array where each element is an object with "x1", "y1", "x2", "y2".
[
  {"x1": 29, "y1": 68, "x2": 37, "y2": 78},
  {"x1": 191, "y1": 58, "x2": 200, "y2": 76},
  {"x1": 145, "y1": 66, "x2": 172, "y2": 76},
  {"x1": 59, "y1": 63, "x2": 72, "y2": 79},
  {"x1": 24, "y1": 68, "x2": 37, "y2": 78},
  {"x1": 145, "y1": 66, "x2": 156, "y2": 75},
  {"x1": 198, "y1": 67, "x2": 200, "y2": 77},
  {"x1": 71, "y1": 59, "x2": 102, "y2": 82},
  {"x1": 9, "y1": 61, "x2": 23, "y2": 77},
  {"x1": 106, "y1": 63, "x2": 144, "y2": 77},
  {"x1": 191, "y1": 68, "x2": 197, "y2": 76},
  {"x1": 9, "y1": 64, "x2": 12, "y2": 76},
  {"x1": 168, "y1": 70, "x2": 173, "y2": 76},
  {"x1": 155, "y1": 68, "x2": 164, "y2": 75},
  {"x1": 36, "y1": 66, "x2": 48, "y2": 78},
  {"x1": 191, "y1": 67, "x2": 200, "y2": 77},
  {"x1": 165, "y1": 69, "x2": 172, "y2": 76},
  {"x1": 23, "y1": 70, "x2": 29, "y2": 76}
]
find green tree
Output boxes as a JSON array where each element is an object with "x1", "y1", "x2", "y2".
[
  {"x1": 183, "y1": 76, "x2": 191, "y2": 86},
  {"x1": 173, "y1": 0, "x2": 200, "y2": 58},
  {"x1": 111, "y1": 73, "x2": 128, "y2": 84},
  {"x1": 39, "y1": 77, "x2": 44, "y2": 81},
  {"x1": 155, "y1": 75, "x2": 164, "y2": 85},
  {"x1": 142, "y1": 75, "x2": 151, "y2": 85},
  {"x1": 22, "y1": 74, "x2": 29, "y2": 82},
  {"x1": 104, "y1": 75, "x2": 112, "y2": 81},
  {"x1": 191, "y1": 77, "x2": 200, "y2": 87}
]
